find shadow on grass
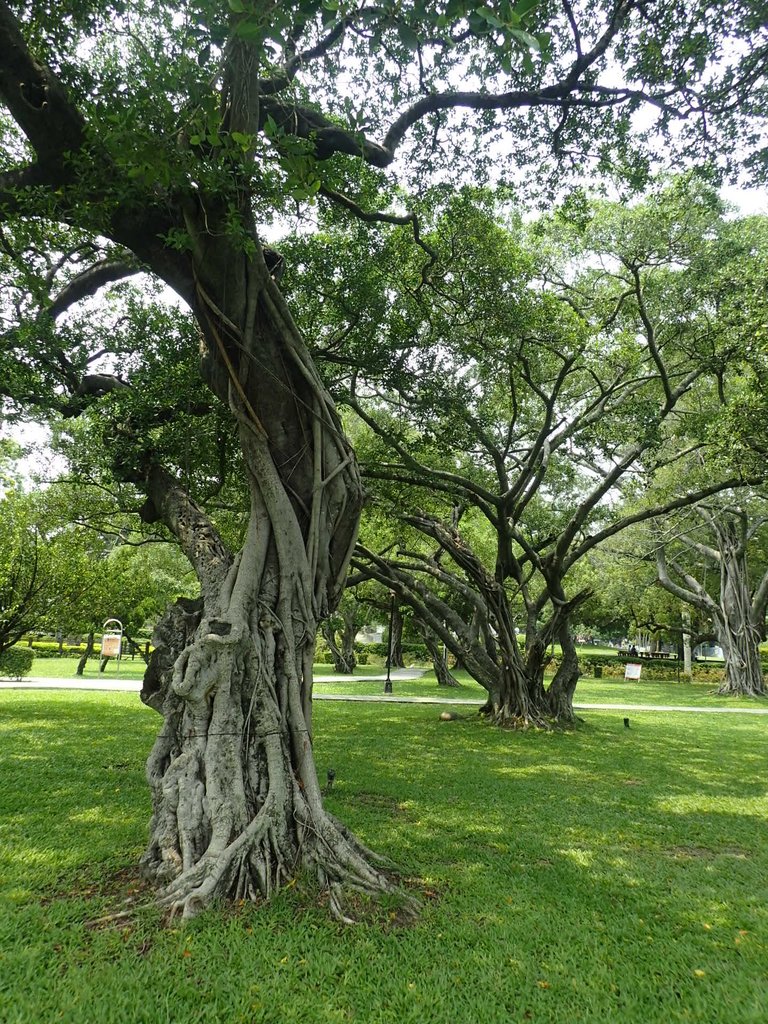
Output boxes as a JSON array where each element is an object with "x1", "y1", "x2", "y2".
[{"x1": 1, "y1": 691, "x2": 766, "y2": 1024}]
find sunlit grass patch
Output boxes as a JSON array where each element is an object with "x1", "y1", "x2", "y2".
[
  {"x1": 313, "y1": 666, "x2": 768, "y2": 710},
  {"x1": 0, "y1": 692, "x2": 766, "y2": 1023}
]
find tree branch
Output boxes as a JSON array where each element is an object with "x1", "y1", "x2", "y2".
[
  {"x1": 47, "y1": 260, "x2": 140, "y2": 321},
  {"x1": 0, "y1": 2, "x2": 87, "y2": 174}
]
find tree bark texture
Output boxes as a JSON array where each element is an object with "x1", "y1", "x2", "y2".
[
  {"x1": 136, "y1": 236, "x2": 402, "y2": 919},
  {"x1": 320, "y1": 619, "x2": 356, "y2": 674},
  {"x1": 715, "y1": 541, "x2": 766, "y2": 696},
  {"x1": 682, "y1": 605, "x2": 693, "y2": 677},
  {"x1": 76, "y1": 630, "x2": 94, "y2": 676},
  {"x1": 418, "y1": 627, "x2": 460, "y2": 687}
]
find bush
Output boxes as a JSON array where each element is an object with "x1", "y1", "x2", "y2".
[
  {"x1": 577, "y1": 651, "x2": 732, "y2": 682},
  {"x1": 361, "y1": 641, "x2": 429, "y2": 661},
  {"x1": 0, "y1": 646, "x2": 35, "y2": 679},
  {"x1": 28, "y1": 641, "x2": 87, "y2": 659}
]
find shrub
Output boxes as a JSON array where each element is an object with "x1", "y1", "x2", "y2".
[
  {"x1": 28, "y1": 641, "x2": 88, "y2": 659},
  {"x1": 0, "y1": 646, "x2": 35, "y2": 679},
  {"x1": 577, "y1": 652, "x2": 734, "y2": 682},
  {"x1": 362, "y1": 641, "x2": 429, "y2": 661}
]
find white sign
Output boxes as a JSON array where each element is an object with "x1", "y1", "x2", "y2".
[
  {"x1": 101, "y1": 633, "x2": 122, "y2": 658},
  {"x1": 101, "y1": 618, "x2": 124, "y2": 667},
  {"x1": 624, "y1": 662, "x2": 642, "y2": 680}
]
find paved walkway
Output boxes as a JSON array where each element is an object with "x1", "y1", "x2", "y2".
[
  {"x1": 0, "y1": 668, "x2": 425, "y2": 693},
  {"x1": 1, "y1": 672, "x2": 767, "y2": 714}
]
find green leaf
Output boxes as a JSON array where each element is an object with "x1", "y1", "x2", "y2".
[
  {"x1": 476, "y1": 6, "x2": 503, "y2": 29},
  {"x1": 235, "y1": 19, "x2": 266, "y2": 42},
  {"x1": 509, "y1": 28, "x2": 540, "y2": 52},
  {"x1": 228, "y1": 0, "x2": 246, "y2": 12},
  {"x1": 263, "y1": 114, "x2": 280, "y2": 139},
  {"x1": 397, "y1": 24, "x2": 421, "y2": 51}
]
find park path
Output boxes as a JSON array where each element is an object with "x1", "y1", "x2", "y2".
[{"x1": 1, "y1": 670, "x2": 767, "y2": 714}]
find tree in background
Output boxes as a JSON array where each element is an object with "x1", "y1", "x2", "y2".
[
  {"x1": 293, "y1": 181, "x2": 761, "y2": 723},
  {"x1": 1, "y1": 1, "x2": 767, "y2": 913},
  {"x1": 319, "y1": 590, "x2": 365, "y2": 673},
  {"x1": 0, "y1": 490, "x2": 46, "y2": 652},
  {"x1": 655, "y1": 494, "x2": 768, "y2": 696}
]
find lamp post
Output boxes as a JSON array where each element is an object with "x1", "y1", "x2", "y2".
[{"x1": 384, "y1": 590, "x2": 396, "y2": 694}]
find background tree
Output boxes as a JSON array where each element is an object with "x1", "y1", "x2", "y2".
[
  {"x1": 292, "y1": 181, "x2": 760, "y2": 722},
  {"x1": 655, "y1": 493, "x2": 768, "y2": 696},
  {"x1": 320, "y1": 590, "x2": 365, "y2": 674},
  {"x1": 0, "y1": 489, "x2": 46, "y2": 652}
]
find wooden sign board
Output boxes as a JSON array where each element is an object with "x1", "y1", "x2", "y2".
[
  {"x1": 624, "y1": 662, "x2": 642, "y2": 680},
  {"x1": 102, "y1": 633, "x2": 122, "y2": 658}
]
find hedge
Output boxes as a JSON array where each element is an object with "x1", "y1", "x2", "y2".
[
  {"x1": 0, "y1": 646, "x2": 35, "y2": 679},
  {"x1": 361, "y1": 641, "x2": 430, "y2": 661},
  {"x1": 18, "y1": 639, "x2": 153, "y2": 659},
  {"x1": 578, "y1": 653, "x2": 736, "y2": 683}
]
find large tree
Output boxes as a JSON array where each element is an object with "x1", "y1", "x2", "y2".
[
  {"x1": 296, "y1": 182, "x2": 762, "y2": 723},
  {"x1": 1, "y1": 1, "x2": 766, "y2": 914},
  {"x1": 655, "y1": 495, "x2": 768, "y2": 696}
]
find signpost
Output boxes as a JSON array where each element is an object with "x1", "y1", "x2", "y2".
[
  {"x1": 624, "y1": 662, "x2": 642, "y2": 681},
  {"x1": 101, "y1": 618, "x2": 123, "y2": 674}
]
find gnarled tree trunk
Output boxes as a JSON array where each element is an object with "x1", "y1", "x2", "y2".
[
  {"x1": 355, "y1": 533, "x2": 587, "y2": 727},
  {"x1": 135, "y1": 244, "x2": 402, "y2": 920},
  {"x1": 419, "y1": 627, "x2": 460, "y2": 687},
  {"x1": 715, "y1": 547, "x2": 766, "y2": 696},
  {"x1": 320, "y1": 619, "x2": 356, "y2": 674},
  {"x1": 657, "y1": 519, "x2": 767, "y2": 699},
  {"x1": 546, "y1": 624, "x2": 581, "y2": 722}
]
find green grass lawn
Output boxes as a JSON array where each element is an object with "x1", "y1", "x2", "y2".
[
  {"x1": 13, "y1": 655, "x2": 768, "y2": 710},
  {"x1": 14, "y1": 655, "x2": 149, "y2": 680},
  {"x1": 13, "y1": 657, "x2": 387, "y2": 683},
  {"x1": 9, "y1": 656, "x2": 768, "y2": 713},
  {"x1": 314, "y1": 668, "x2": 768, "y2": 709},
  {"x1": 1, "y1": 691, "x2": 766, "y2": 1024}
]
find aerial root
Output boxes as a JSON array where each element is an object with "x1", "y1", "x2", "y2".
[{"x1": 154, "y1": 800, "x2": 410, "y2": 923}]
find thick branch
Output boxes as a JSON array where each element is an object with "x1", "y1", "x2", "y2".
[
  {"x1": 567, "y1": 475, "x2": 765, "y2": 569},
  {"x1": 140, "y1": 463, "x2": 233, "y2": 602},
  {"x1": 47, "y1": 260, "x2": 140, "y2": 320},
  {"x1": 656, "y1": 547, "x2": 717, "y2": 615},
  {"x1": 0, "y1": 3, "x2": 87, "y2": 173}
]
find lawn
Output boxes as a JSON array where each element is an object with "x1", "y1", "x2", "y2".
[
  {"x1": 313, "y1": 668, "x2": 768, "y2": 710},
  {"x1": 9, "y1": 656, "x2": 768, "y2": 713},
  {"x1": 12, "y1": 657, "x2": 387, "y2": 683},
  {"x1": 14, "y1": 656, "x2": 768, "y2": 712},
  {"x1": 1, "y1": 691, "x2": 766, "y2": 1023}
]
